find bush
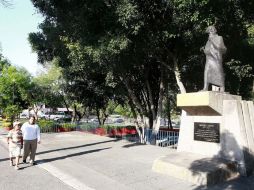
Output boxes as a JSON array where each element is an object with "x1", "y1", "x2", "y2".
[
  {"x1": 61, "y1": 123, "x2": 76, "y2": 131},
  {"x1": 38, "y1": 119, "x2": 56, "y2": 132},
  {"x1": 101, "y1": 125, "x2": 136, "y2": 136},
  {"x1": 2, "y1": 121, "x2": 12, "y2": 128},
  {"x1": 1, "y1": 121, "x2": 12, "y2": 130},
  {"x1": 79, "y1": 122, "x2": 98, "y2": 131},
  {"x1": 55, "y1": 117, "x2": 72, "y2": 123},
  {"x1": 3, "y1": 117, "x2": 11, "y2": 122}
]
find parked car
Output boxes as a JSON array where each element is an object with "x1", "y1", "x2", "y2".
[
  {"x1": 114, "y1": 118, "x2": 124, "y2": 123},
  {"x1": 20, "y1": 113, "x2": 29, "y2": 119},
  {"x1": 89, "y1": 118, "x2": 99, "y2": 123},
  {"x1": 54, "y1": 117, "x2": 72, "y2": 122},
  {"x1": 38, "y1": 112, "x2": 48, "y2": 119},
  {"x1": 109, "y1": 115, "x2": 125, "y2": 123},
  {"x1": 41, "y1": 111, "x2": 71, "y2": 120}
]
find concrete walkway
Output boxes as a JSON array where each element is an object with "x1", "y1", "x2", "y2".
[
  {"x1": 0, "y1": 131, "x2": 73, "y2": 190},
  {"x1": 1, "y1": 129, "x2": 254, "y2": 190}
]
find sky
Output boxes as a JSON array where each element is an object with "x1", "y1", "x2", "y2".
[{"x1": 0, "y1": 0, "x2": 44, "y2": 76}]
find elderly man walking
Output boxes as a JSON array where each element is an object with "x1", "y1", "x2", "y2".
[{"x1": 21, "y1": 116, "x2": 41, "y2": 165}]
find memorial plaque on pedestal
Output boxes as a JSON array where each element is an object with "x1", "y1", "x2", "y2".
[{"x1": 194, "y1": 122, "x2": 220, "y2": 143}]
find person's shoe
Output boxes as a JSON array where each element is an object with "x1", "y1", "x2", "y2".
[
  {"x1": 29, "y1": 160, "x2": 34, "y2": 166},
  {"x1": 15, "y1": 165, "x2": 19, "y2": 170}
]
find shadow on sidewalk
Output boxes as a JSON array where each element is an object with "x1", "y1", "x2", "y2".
[
  {"x1": 194, "y1": 175, "x2": 254, "y2": 190},
  {"x1": 122, "y1": 142, "x2": 145, "y2": 148},
  {"x1": 37, "y1": 147, "x2": 111, "y2": 164},
  {"x1": 0, "y1": 158, "x2": 9, "y2": 162},
  {"x1": 37, "y1": 139, "x2": 119, "y2": 156}
]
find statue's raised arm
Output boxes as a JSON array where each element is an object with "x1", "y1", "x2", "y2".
[{"x1": 202, "y1": 26, "x2": 226, "y2": 92}]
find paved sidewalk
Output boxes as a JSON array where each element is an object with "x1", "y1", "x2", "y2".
[
  {"x1": 0, "y1": 132, "x2": 73, "y2": 190},
  {"x1": 1, "y1": 129, "x2": 254, "y2": 190}
]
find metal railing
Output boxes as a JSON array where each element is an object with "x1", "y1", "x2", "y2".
[{"x1": 143, "y1": 128, "x2": 179, "y2": 149}]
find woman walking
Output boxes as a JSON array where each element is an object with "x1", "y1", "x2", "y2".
[{"x1": 7, "y1": 121, "x2": 23, "y2": 170}]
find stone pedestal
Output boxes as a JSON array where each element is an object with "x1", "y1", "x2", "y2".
[
  {"x1": 152, "y1": 151, "x2": 238, "y2": 186},
  {"x1": 177, "y1": 92, "x2": 240, "y2": 157},
  {"x1": 153, "y1": 91, "x2": 254, "y2": 186}
]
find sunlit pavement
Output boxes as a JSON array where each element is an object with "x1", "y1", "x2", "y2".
[
  {"x1": 0, "y1": 131, "x2": 73, "y2": 190},
  {"x1": 1, "y1": 129, "x2": 254, "y2": 190}
]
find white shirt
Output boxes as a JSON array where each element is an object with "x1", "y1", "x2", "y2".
[{"x1": 21, "y1": 122, "x2": 41, "y2": 142}]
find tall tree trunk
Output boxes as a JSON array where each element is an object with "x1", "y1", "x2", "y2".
[
  {"x1": 122, "y1": 77, "x2": 151, "y2": 142},
  {"x1": 96, "y1": 107, "x2": 102, "y2": 125},
  {"x1": 129, "y1": 99, "x2": 142, "y2": 142},
  {"x1": 173, "y1": 57, "x2": 186, "y2": 94},
  {"x1": 150, "y1": 65, "x2": 166, "y2": 144},
  {"x1": 101, "y1": 108, "x2": 108, "y2": 125},
  {"x1": 84, "y1": 107, "x2": 90, "y2": 123},
  {"x1": 62, "y1": 96, "x2": 71, "y2": 115},
  {"x1": 161, "y1": 46, "x2": 186, "y2": 93},
  {"x1": 28, "y1": 107, "x2": 32, "y2": 119},
  {"x1": 95, "y1": 107, "x2": 102, "y2": 125},
  {"x1": 122, "y1": 77, "x2": 146, "y2": 115},
  {"x1": 146, "y1": 79, "x2": 156, "y2": 126},
  {"x1": 32, "y1": 104, "x2": 39, "y2": 120},
  {"x1": 128, "y1": 98, "x2": 148, "y2": 143},
  {"x1": 72, "y1": 103, "x2": 81, "y2": 122},
  {"x1": 173, "y1": 56, "x2": 186, "y2": 144},
  {"x1": 72, "y1": 104, "x2": 77, "y2": 122},
  {"x1": 167, "y1": 100, "x2": 173, "y2": 130}
]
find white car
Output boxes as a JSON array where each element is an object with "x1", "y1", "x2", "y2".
[
  {"x1": 49, "y1": 112, "x2": 67, "y2": 120},
  {"x1": 20, "y1": 113, "x2": 29, "y2": 119},
  {"x1": 40, "y1": 112, "x2": 69, "y2": 120},
  {"x1": 109, "y1": 115, "x2": 125, "y2": 123},
  {"x1": 89, "y1": 118, "x2": 99, "y2": 123}
]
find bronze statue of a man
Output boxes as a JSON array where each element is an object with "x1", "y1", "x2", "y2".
[{"x1": 202, "y1": 26, "x2": 227, "y2": 92}]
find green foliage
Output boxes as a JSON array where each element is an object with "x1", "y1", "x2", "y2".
[
  {"x1": 100, "y1": 124, "x2": 133, "y2": 130},
  {"x1": 1, "y1": 121, "x2": 12, "y2": 128},
  {"x1": 114, "y1": 104, "x2": 133, "y2": 117},
  {"x1": 0, "y1": 65, "x2": 32, "y2": 119},
  {"x1": 79, "y1": 122, "x2": 98, "y2": 131},
  {"x1": 32, "y1": 63, "x2": 65, "y2": 108},
  {"x1": 37, "y1": 119, "x2": 55, "y2": 130},
  {"x1": 61, "y1": 123, "x2": 76, "y2": 129},
  {"x1": 100, "y1": 124, "x2": 116, "y2": 131},
  {"x1": 226, "y1": 60, "x2": 253, "y2": 80},
  {"x1": 0, "y1": 52, "x2": 10, "y2": 71},
  {"x1": 225, "y1": 59, "x2": 253, "y2": 97},
  {"x1": 29, "y1": 0, "x2": 254, "y2": 128},
  {"x1": 3, "y1": 105, "x2": 21, "y2": 119}
]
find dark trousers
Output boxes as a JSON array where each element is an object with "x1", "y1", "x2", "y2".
[{"x1": 23, "y1": 139, "x2": 37, "y2": 162}]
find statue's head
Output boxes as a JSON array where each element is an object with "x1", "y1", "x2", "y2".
[{"x1": 206, "y1": 25, "x2": 217, "y2": 34}]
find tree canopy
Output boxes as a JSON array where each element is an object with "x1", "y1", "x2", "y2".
[
  {"x1": 29, "y1": 0, "x2": 254, "y2": 131},
  {"x1": 0, "y1": 65, "x2": 32, "y2": 120}
]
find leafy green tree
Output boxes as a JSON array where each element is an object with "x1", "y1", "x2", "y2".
[
  {"x1": 0, "y1": 52, "x2": 10, "y2": 71},
  {"x1": 0, "y1": 65, "x2": 32, "y2": 121},
  {"x1": 29, "y1": 0, "x2": 254, "y2": 141},
  {"x1": 31, "y1": 62, "x2": 68, "y2": 119}
]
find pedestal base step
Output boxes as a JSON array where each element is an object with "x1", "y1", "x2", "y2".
[{"x1": 152, "y1": 151, "x2": 239, "y2": 186}]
